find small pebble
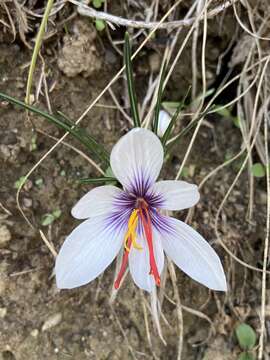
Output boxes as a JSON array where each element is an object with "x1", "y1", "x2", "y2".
[
  {"x1": 42, "y1": 312, "x2": 62, "y2": 331},
  {"x1": 22, "y1": 197, "x2": 32, "y2": 208},
  {"x1": 0, "y1": 132, "x2": 17, "y2": 145},
  {"x1": 0, "y1": 307, "x2": 7, "y2": 318},
  {"x1": 23, "y1": 180, "x2": 33, "y2": 191},
  {"x1": 206, "y1": 70, "x2": 214, "y2": 81},
  {"x1": 30, "y1": 329, "x2": 39, "y2": 337},
  {"x1": 0, "y1": 225, "x2": 11, "y2": 245},
  {"x1": 258, "y1": 191, "x2": 267, "y2": 205},
  {"x1": 105, "y1": 49, "x2": 117, "y2": 65},
  {"x1": 148, "y1": 52, "x2": 161, "y2": 73},
  {"x1": 0, "y1": 279, "x2": 6, "y2": 295}
]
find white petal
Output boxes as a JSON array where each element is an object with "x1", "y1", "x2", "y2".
[
  {"x1": 55, "y1": 216, "x2": 124, "y2": 289},
  {"x1": 110, "y1": 128, "x2": 164, "y2": 193},
  {"x1": 157, "y1": 110, "x2": 171, "y2": 137},
  {"x1": 128, "y1": 227, "x2": 164, "y2": 292},
  {"x1": 149, "y1": 180, "x2": 200, "y2": 211},
  {"x1": 161, "y1": 217, "x2": 227, "y2": 291},
  {"x1": 71, "y1": 185, "x2": 123, "y2": 219}
]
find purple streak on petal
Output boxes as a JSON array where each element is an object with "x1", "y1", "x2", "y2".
[
  {"x1": 150, "y1": 210, "x2": 173, "y2": 235},
  {"x1": 104, "y1": 208, "x2": 130, "y2": 233},
  {"x1": 102, "y1": 175, "x2": 169, "y2": 237},
  {"x1": 113, "y1": 191, "x2": 136, "y2": 210},
  {"x1": 127, "y1": 167, "x2": 154, "y2": 196},
  {"x1": 103, "y1": 208, "x2": 172, "y2": 243},
  {"x1": 133, "y1": 210, "x2": 172, "y2": 237},
  {"x1": 145, "y1": 189, "x2": 164, "y2": 209}
]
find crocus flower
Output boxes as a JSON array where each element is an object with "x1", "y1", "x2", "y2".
[
  {"x1": 55, "y1": 128, "x2": 227, "y2": 292},
  {"x1": 157, "y1": 110, "x2": 171, "y2": 137}
]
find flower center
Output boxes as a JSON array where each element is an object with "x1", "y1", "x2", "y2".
[
  {"x1": 114, "y1": 200, "x2": 161, "y2": 290},
  {"x1": 135, "y1": 197, "x2": 148, "y2": 209}
]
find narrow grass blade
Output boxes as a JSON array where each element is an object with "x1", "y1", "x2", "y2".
[
  {"x1": 25, "y1": 0, "x2": 54, "y2": 105},
  {"x1": 162, "y1": 87, "x2": 191, "y2": 146},
  {"x1": 161, "y1": 101, "x2": 182, "y2": 114},
  {"x1": 56, "y1": 111, "x2": 75, "y2": 125},
  {"x1": 0, "y1": 92, "x2": 110, "y2": 166},
  {"x1": 153, "y1": 61, "x2": 167, "y2": 134},
  {"x1": 166, "y1": 108, "x2": 208, "y2": 151},
  {"x1": 124, "y1": 32, "x2": 140, "y2": 127}
]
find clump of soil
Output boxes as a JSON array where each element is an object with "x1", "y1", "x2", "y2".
[{"x1": 58, "y1": 20, "x2": 102, "y2": 78}]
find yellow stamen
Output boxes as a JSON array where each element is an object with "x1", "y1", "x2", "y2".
[{"x1": 124, "y1": 209, "x2": 143, "y2": 252}]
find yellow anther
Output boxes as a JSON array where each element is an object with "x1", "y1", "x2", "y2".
[
  {"x1": 123, "y1": 209, "x2": 143, "y2": 252},
  {"x1": 132, "y1": 238, "x2": 143, "y2": 250},
  {"x1": 128, "y1": 209, "x2": 138, "y2": 227}
]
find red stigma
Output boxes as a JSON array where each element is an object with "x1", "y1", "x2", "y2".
[
  {"x1": 114, "y1": 236, "x2": 132, "y2": 289},
  {"x1": 139, "y1": 206, "x2": 160, "y2": 287},
  {"x1": 114, "y1": 202, "x2": 160, "y2": 290}
]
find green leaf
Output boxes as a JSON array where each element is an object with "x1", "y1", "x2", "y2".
[
  {"x1": 191, "y1": 88, "x2": 215, "y2": 107},
  {"x1": 212, "y1": 105, "x2": 232, "y2": 118},
  {"x1": 30, "y1": 134, "x2": 37, "y2": 151},
  {"x1": 238, "y1": 352, "x2": 255, "y2": 360},
  {"x1": 95, "y1": 19, "x2": 105, "y2": 31},
  {"x1": 54, "y1": 111, "x2": 109, "y2": 165},
  {"x1": 63, "y1": 23, "x2": 69, "y2": 35},
  {"x1": 167, "y1": 107, "x2": 209, "y2": 151},
  {"x1": 251, "y1": 163, "x2": 266, "y2": 178},
  {"x1": 153, "y1": 61, "x2": 167, "y2": 134},
  {"x1": 0, "y1": 92, "x2": 110, "y2": 167},
  {"x1": 232, "y1": 116, "x2": 241, "y2": 128},
  {"x1": 14, "y1": 176, "x2": 27, "y2": 189},
  {"x1": 41, "y1": 209, "x2": 61, "y2": 226},
  {"x1": 41, "y1": 214, "x2": 55, "y2": 226},
  {"x1": 162, "y1": 87, "x2": 190, "y2": 146},
  {"x1": 124, "y1": 32, "x2": 140, "y2": 127},
  {"x1": 235, "y1": 323, "x2": 256, "y2": 350},
  {"x1": 212, "y1": 105, "x2": 241, "y2": 128},
  {"x1": 180, "y1": 166, "x2": 189, "y2": 178},
  {"x1": 105, "y1": 166, "x2": 115, "y2": 178},
  {"x1": 79, "y1": 176, "x2": 117, "y2": 185},
  {"x1": 93, "y1": 0, "x2": 103, "y2": 8},
  {"x1": 52, "y1": 209, "x2": 61, "y2": 218},
  {"x1": 35, "y1": 178, "x2": 44, "y2": 188},
  {"x1": 161, "y1": 101, "x2": 182, "y2": 113}
]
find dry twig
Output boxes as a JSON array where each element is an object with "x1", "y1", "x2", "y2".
[{"x1": 71, "y1": 0, "x2": 239, "y2": 30}]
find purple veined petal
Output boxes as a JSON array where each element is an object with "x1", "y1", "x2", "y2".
[
  {"x1": 71, "y1": 185, "x2": 123, "y2": 219},
  {"x1": 149, "y1": 180, "x2": 200, "y2": 211},
  {"x1": 110, "y1": 128, "x2": 164, "y2": 195},
  {"x1": 55, "y1": 215, "x2": 125, "y2": 289},
  {"x1": 160, "y1": 216, "x2": 227, "y2": 291},
  {"x1": 128, "y1": 225, "x2": 164, "y2": 292}
]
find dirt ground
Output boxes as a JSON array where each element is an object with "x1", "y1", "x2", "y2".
[{"x1": 0, "y1": 1, "x2": 269, "y2": 359}]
